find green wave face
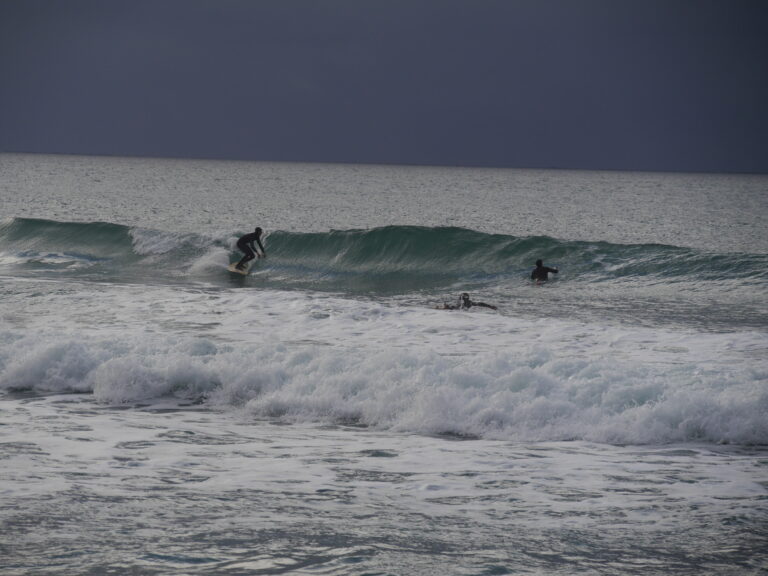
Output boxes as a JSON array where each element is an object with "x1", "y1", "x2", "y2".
[
  {"x1": 270, "y1": 226, "x2": 766, "y2": 278},
  {"x1": 0, "y1": 217, "x2": 135, "y2": 258},
  {"x1": 2, "y1": 217, "x2": 766, "y2": 294}
]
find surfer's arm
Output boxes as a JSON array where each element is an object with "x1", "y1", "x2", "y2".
[
  {"x1": 247, "y1": 240, "x2": 263, "y2": 257},
  {"x1": 255, "y1": 238, "x2": 266, "y2": 257},
  {"x1": 476, "y1": 302, "x2": 497, "y2": 310}
]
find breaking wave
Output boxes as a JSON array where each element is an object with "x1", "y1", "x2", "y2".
[{"x1": 2, "y1": 218, "x2": 766, "y2": 292}]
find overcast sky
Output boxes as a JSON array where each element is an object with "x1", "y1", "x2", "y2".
[{"x1": 1, "y1": 0, "x2": 766, "y2": 173}]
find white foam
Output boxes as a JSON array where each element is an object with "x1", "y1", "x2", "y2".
[
  {"x1": 187, "y1": 246, "x2": 231, "y2": 274},
  {"x1": 0, "y1": 250, "x2": 97, "y2": 268},
  {"x1": 2, "y1": 282, "x2": 766, "y2": 446}
]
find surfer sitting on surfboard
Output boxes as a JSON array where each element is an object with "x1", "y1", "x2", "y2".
[
  {"x1": 438, "y1": 293, "x2": 497, "y2": 311},
  {"x1": 531, "y1": 259, "x2": 558, "y2": 282},
  {"x1": 235, "y1": 227, "x2": 266, "y2": 270}
]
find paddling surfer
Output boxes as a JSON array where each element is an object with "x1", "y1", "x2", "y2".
[
  {"x1": 438, "y1": 292, "x2": 497, "y2": 311},
  {"x1": 531, "y1": 259, "x2": 558, "y2": 282}
]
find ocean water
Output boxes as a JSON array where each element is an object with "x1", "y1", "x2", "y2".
[{"x1": 1, "y1": 153, "x2": 767, "y2": 575}]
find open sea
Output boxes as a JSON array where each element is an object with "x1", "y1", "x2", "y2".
[{"x1": 1, "y1": 153, "x2": 767, "y2": 575}]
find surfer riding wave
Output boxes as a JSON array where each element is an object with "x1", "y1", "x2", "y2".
[{"x1": 235, "y1": 227, "x2": 266, "y2": 270}]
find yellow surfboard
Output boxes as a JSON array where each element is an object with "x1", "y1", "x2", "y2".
[{"x1": 227, "y1": 262, "x2": 252, "y2": 275}]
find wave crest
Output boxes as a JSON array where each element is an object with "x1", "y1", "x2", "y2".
[{"x1": 3, "y1": 218, "x2": 765, "y2": 289}]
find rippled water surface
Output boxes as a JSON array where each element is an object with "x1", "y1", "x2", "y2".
[
  {"x1": 1, "y1": 154, "x2": 767, "y2": 574},
  {"x1": 3, "y1": 396, "x2": 767, "y2": 576}
]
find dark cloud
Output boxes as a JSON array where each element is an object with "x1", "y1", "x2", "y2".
[{"x1": 1, "y1": 0, "x2": 766, "y2": 172}]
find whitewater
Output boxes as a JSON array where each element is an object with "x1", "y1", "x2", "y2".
[{"x1": 1, "y1": 153, "x2": 767, "y2": 575}]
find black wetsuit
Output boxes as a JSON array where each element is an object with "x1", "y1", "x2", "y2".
[
  {"x1": 236, "y1": 232, "x2": 265, "y2": 269},
  {"x1": 463, "y1": 299, "x2": 497, "y2": 310},
  {"x1": 531, "y1": 265, "x2": 558, "y2": 282},
  {"x1": 443, "y1": 296, "x2": 497, "y2": 310}
]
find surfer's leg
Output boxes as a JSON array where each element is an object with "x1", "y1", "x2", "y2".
[{"x1": 236, "y1": 245, "x2": 256, "y2": 269}]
